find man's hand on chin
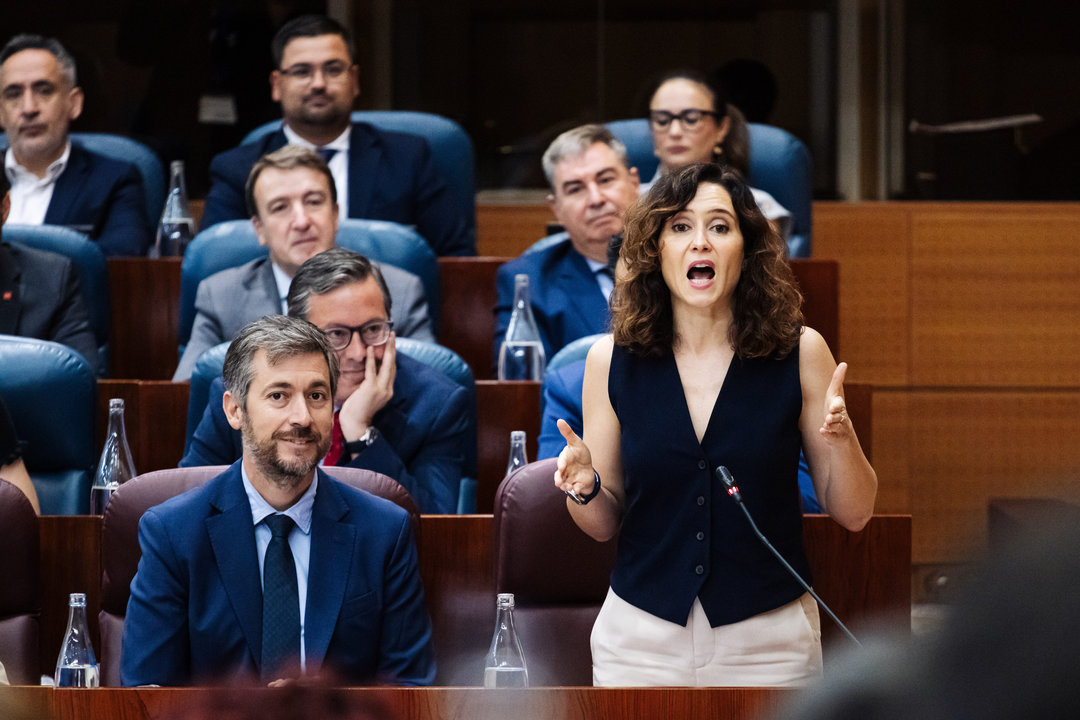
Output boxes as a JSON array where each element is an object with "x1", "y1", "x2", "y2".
[{"x1": 339, "y1": 333, "x2": 396, "y2": 440}]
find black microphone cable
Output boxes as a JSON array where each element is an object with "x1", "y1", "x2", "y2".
[{"x1": 716, "y1": 465, "x2": 861, "y2": 646}]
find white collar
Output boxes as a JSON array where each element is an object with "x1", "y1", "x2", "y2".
[
  {"x1": 282, "y1": 125, "x2": 351, "y2": 152},
  {"x1": 5, "y1": 140, "x2": 72, "y2": 183}
]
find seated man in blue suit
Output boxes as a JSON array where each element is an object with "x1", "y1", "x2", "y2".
[
  {"x1": 174, "y1": 146, "x2": 434, "y2": 381},
  {"x1": 494, "y1": 125, "x2": 639, "y2": 364},
  {"x1": 201, "y1": 15, "x2": 473, "y2": 257},
  {"x1": 0, "y1": 34, "x2": 150, "y2": 256},
  {"x1": 182, "y1": 248, "x2": 469, "y2": 514},
  {"x1": 123, "y1": 315, "x2": 435, "y2": 686}
]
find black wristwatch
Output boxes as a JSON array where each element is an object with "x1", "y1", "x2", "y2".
[
  {"x1": 566, "y1": 470, "x2": 602, "y2": 505},
  {"x1": 344, "y1": 427, "x2": 380, "y2": 457}
]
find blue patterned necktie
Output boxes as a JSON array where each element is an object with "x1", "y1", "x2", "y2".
[
  {"x1": 261, "y1": 514, "x2": 300, "y2": 682},
  {"x1": 316, "y1": 147, "x2": 337, "y2": 164}
]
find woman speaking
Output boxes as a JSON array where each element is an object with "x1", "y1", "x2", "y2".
[{"x1": 555, "y1": 163, "x2": 875, "y2": 687}]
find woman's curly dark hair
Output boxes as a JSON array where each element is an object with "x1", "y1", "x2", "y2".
[{"x1": 610, "y1": 162, "x2": 803, "y2": 358}]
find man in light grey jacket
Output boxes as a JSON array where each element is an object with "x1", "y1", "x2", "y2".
[{"x1": 174, "y1": 146, "x2": 433, "y2": 381}]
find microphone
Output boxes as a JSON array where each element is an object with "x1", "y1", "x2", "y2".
[{"x1": 716, "y1": 465, "x2": 860, "y2": 646}]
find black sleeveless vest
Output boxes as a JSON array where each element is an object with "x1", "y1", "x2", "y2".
[{"x1": 608, "y1": 342, "x2": 810, "y2": 627}]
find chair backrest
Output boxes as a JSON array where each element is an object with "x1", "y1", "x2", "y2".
[
  {"x1": 0, "y1": 335, "x2": 97, "y2": 514},
  {"x1": 5, "y1": 224, "x2": 111, "y2": 363},
  {"x1": 493, "y1": 458, "x2": 617, "y2": 685},
  {"x1": 396, "y1": 337, "x2": 478, "y2": 482},
  {"x1": 0, "y1": 478, "x2": 41, "y2": 685},
  {"x1": 546, "y1": 333, "x2": 604, "y2": 375},
  {"x1": 184, "y1": 338, "x2": 477, "y2": 479},
  {"x1": 0, "y1": 132, "x2": 165, "y2": 230},
  {"x1": 604, "y1": 118, "x2": 814, "y2": 257},
  {"x1": 179, "y1": 219, "x2": 440, "y2": 348},
  {"x1": 97, "y1": 464, "x2": 418, "y2": 686},
  {"x1": 183, "y1": 341, "x2": 233, "y2": 455},
  {"x1": 242, "y1": 111, "x2": 475, "y2": 231}
]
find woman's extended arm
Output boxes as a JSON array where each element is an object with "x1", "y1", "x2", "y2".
[
  {"x1": 554, "y1": 335, "x2": 626, "y2": 541},
  {"x1": 799, "y1": 328, "x2": 877, "y2": 531}
]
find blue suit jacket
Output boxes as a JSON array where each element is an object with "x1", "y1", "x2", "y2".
[
  {"x1": 537, "y1": 358, "x2": 823, "y2": 512},
  {"x1": 494, "y1": 235, "x2": 610, "y2": 365},
  {"x1": 201, "y1": 123, "x2": 474, "y2": 257},
  {"x1": 120, "y1": 463, "x2": 435, "y2": 686},
  {"x1": 180, "y1": 354, "x2": 470, "y2": 514},
  {"x1": 40, "y1": 144, "x2": 151, "y2": 257}
]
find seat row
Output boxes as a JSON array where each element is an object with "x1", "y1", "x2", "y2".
[
  {"x1": 0, "y1": 466, "x2": 911, "y2": 686},
  {"x1": 3, "y1": 111, "x2": 812, "y2": 258}
]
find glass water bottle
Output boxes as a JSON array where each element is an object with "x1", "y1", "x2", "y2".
[
  {"x1": 54, "y1": 593, "x2": 100, "y2": 688},
  {"x1": 498, "y1": 274, "x2": 546, "y2": 381},
  {"x1": 153, "y1": 160, "x2": 197, "y2": 257},
  {"x1": 483, "y1": 592, "x2": 529, "y2": 688},
  {"x1": 505, "y1": 430, "x2": 527, "y2": 477},
  {"x1": 90, "y1": 398, "x2": 136, "y2": 515}
]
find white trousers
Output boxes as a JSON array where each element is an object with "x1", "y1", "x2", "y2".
[{"x1": 591, "y1": 588, "x2": 823, "y2": 687}]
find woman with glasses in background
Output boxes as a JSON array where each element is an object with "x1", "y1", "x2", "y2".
[{"x1": 642, "y1": 70, "x2": 793, "y2": 243}]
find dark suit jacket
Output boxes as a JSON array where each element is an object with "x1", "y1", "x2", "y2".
[
  {"x1": 537, "y1": 357, "x2": 823, "y2": 512},
  {"x1": 120, "y1": 463, "x2": 435, "y2": 686},
  {"x1": 181, "y1": 354, "x2": 470, "y2": 514},
  {"x1": 172, "y1": 256, "x2": 434, "y2": 381},
  {"x1": 201, "y1": 123, "x2": 474, "y2": 257},
  {"x1": 37, "y1": 144, "x2": 151, "y2": 257},
  {"x1": 494, "y1": 235, "x2": 610, "y2": 364},
  {"x1": 0, "y1": 241, "x2": 99, "y2": 373}
]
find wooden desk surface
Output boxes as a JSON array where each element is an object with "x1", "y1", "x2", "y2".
[{"x1": 0, "y1": 685, "x2": 792, "y2": 720}]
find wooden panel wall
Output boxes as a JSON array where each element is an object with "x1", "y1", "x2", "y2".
[{"x1": 814, "y1": 201, "x2": 1080, "y2": 565}]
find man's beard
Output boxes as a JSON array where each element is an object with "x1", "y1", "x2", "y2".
[
  {"x1": 241, "y1": 415, "x2": 331, "y2": 492},
  {"x1": 297, "y1": 90, "x2": 349, "y2": 127}
]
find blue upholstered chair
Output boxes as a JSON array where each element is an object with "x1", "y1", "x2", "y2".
[
  {"x1": 545, "y1": 333, "x2": 605, "y2": 375},
  {"x1": 4, "y1": 224, "x2": 110, "y2": 372},
  {"x1": 242, "y1": 110, "x2": 475, "y2": 236},
  {"x1": 183, "y1": 341, "x2": 232, "y2": 456},
  {"x1": 0, "y1": 335, "x2": 97, "y2": 514},
  {"x1": 604, "y1": 118, "x2": 814, "y2": 257},
  {"x1": 394, "y1": 337, "x2": 479, "y2": 513},
  {"x1": 0, "y1": 132, "x2": 165, "y2": 230},
  {"x1": 178, "y1": 218, "x2": 440, "y2": 353},
  {"x1": 536, "y1": 333, "x2": 604, "y2": 460},
  {"x1": 183, "y1": 338, "x2": 477, "y2": 513}
]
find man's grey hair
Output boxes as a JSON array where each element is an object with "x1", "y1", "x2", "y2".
[
  {"x1": 222, "y1": 315, "x2": 340, "y2": 410},
  {"x1": 0, "y1": 34, "x2": 78, "y2": 87},
  {"x1": 286, "y1": 247, "x2": 392, "y2": 320},
  {"x1": 541, "y1": 124, "x2": 631, "y2": 190}
]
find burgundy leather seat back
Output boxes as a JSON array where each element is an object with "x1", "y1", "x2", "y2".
[
  {"x1": 0, "y1": 479, "x2": 41, "y2": 685},
  {"x1": 493, "y1": 458, "x2": 616, "y2": 686},
  {"x1": 98, "y1": 465, "x2": 418, "y2": 686}
]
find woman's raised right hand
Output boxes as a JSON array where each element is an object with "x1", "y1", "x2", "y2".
[{"x1": 554, "y1": 419, "x2": 596, "y2": 497}]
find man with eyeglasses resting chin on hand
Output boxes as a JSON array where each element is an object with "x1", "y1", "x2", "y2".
[{"x1": 181, "y1": 247, "x2": 470, "y2": 515}]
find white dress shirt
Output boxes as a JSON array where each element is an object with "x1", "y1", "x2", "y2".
[
  {"x1": 4, "y1": 142, "x2": 72, "y2": 225},
  {"x1": 282, "y1": 125, "x2": 350, "y2": 221},
  {"x1": 242, "y1": 463, "x2": 318, "y2": 671}
]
